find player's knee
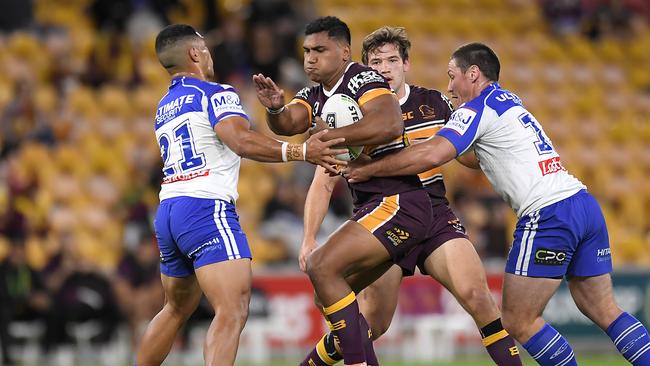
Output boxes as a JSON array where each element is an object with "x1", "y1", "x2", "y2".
[
  {"x1": 457, "y1": 285, "x2": 492, "y2": 315},
  {"x1": 501, "y1": 310, "x2": 532, "y2": 341},
  {"x1": 305, "y1": 250, "x2": 329, "y2": 284}
]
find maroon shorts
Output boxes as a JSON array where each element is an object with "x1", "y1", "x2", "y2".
[
  {"x1": 395, "y1": 203, "x2": 469, "y2": 276},
  {"x1": 351, "y1": 190, "x2": 434, "y2": 263}
]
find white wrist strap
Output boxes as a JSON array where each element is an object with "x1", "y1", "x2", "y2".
[
  {"x1": 281, "y1": 142, "x2": 288, "y2": 162},
  {"x1": 266, "y1": 105, "x2": 286, "y2": 115},
  {"x1": 302, "y1": 142, "x2": 307, "y2": 161}
]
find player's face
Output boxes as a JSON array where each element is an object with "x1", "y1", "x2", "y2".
[
  {"x1": 447, "y1": 58, "x2": 472, "y2": 105},
  {"x1": 195, "y1": 39, "x2": 214, "y2": 79},
  {"x1": 303, "y1": 32, "x2": 349, "y2": 83},
  {"x1": 366, "y1": 43, "x2": 409, "y2": 94}
]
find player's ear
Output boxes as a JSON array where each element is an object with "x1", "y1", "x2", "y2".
[
  {"x1": 342, "y1": 43, "x2": 351, "y2": 62},
  {"x1": 468, "y1": 65, "x2": 480, "y2": 83},
  {"x1": 188, "y1": 46, "x2": 201, "y2": 63},
  {"x1": 403, "y1": 58, "x2": 411, "y2": 72}
]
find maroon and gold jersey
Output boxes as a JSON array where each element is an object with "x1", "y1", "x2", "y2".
[
  {"x1": 290, "y1": 63, "x2": 422, "y2": 206},
  {"x1": 400, "y1": 84, "x2": 454, "y2": 206}
]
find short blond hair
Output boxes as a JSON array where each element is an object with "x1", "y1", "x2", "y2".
[{"x1": 361, "y1": 26, "x2": 411, "y2": 65}]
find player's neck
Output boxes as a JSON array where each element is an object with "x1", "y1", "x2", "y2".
[
  {"x1": 322, "y1": 61, "x2": 351, "y2": 91},
  {"x1": 394, "y1": 83, "x2": 407, "y2": 100},
  {"x1": 469, "y1": 79, "x2": 494, "y2": 101},
  {"x1": 171, "y1": 70, "x2": 206, "y2": 81}
]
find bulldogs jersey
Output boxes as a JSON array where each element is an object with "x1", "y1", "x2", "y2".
[
  {"x1": 400, "y1": 84, "x2": 454, "y2": 205},
  {"x1": 291, "y1": 62, "x2": 421, "y2": 205},
  {"x1": 437, "y1": 82, "x2": 585, "y2": 217},
  {"x1": 155, "y1": 76, "x2": 248, "y2": 202}
]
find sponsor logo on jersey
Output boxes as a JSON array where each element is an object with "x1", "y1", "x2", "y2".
[
  {"x1": 211, "y1": 91, "x2": 244, "y2": 117},
  {"x1": 162, "y1": 169, "x2": 209, "y2": 184},
  {"x1": 419, "y1": 104, "x2": 436, "y2": 119},
  {"x1": 156, "y1": 94, "x2": 195, "y2": 123},
  {"x1": 347, "y1": 70, "x2": 384, "y2": 95},
  {"x1": 534, "y1": 248, "x2": 567, "y2": 265},
  {"x1": 538, "y1": 156, "x2": 566, "y2": 176},
  {"x1": 296, "y1": 86, "x2": 311, "y2": 100},
  {"x1": 402, "y1": 111, "x2": 414, "y2": 120},
  {"x1": 495, "y1": 92, "x2": 522, "y2": 105},
  {"x1": 385, "y1": 226, "x2": 410, "y2": 246},
  {"x1": 440, "y1": 93, "x2": 455, "y2": 112},
  {"x1": 444, "y1": 108, "x2": 477, "y2": 135}
]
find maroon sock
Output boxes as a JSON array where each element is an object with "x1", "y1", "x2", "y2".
[
  {"x1": 480, "y1": 319, "x2": 522, "y2": 366},
  {"x1": 323, "y1": 292, "x2": 365, "y2": 364},
  {"x1": 358, "y1": 315, "x2": 378, "y2": 366},
  {"x1": 300, "y1": 333, "x2": 342, "y2": 366}
]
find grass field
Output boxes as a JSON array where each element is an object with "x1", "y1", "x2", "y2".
[{"x1": 45, "y1": 355, "x2": 626, "y2": 366}]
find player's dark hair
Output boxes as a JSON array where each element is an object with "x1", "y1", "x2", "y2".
[
  {"x1": 451, "y1": 43, "x2": 500, "y2": 82},
  {"x1": 305, "y1": 16, "x2": 351, "y2": 45},
  {"x1": 361, "y1": 26, "x2": 411, "y2": 65},
  {"x1": 155, "y1": 24, "x2": 202, "y2": 68}
]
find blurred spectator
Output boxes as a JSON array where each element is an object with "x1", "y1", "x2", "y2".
[
  {"x1": 0, "y1": 0, "x2": 33, "y2": 33},
  {"x1": 0, "y1": 240, "x2": 50, "y2": 365},
  {"x1": 582, "y1": 0, "x2": 634, "y2": 40},
  {"x1": 114, "y1": 233, "x2": 162, "y2": 348},
  {"x1": 541, "y1": 0, "x2": 583, "y2": 36},
  {"x1": 40, "y1": 235, "x2": 120, "y2": 353}
]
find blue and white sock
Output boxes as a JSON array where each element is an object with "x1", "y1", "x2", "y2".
[
  {"x1": 606, "y1": 312, "x2": 650, "y2": 365},
  {"x1": 522, "y1": 324, "x2": 577, "y2": 366}
]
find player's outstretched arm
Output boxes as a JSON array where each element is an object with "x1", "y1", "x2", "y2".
[
  {"x1": 456, "y1": 149, "x2": 481, "y2": 169},
  {"x1": 253, "y1": 73, "x2": 311, "y2": 136},
  {"x1": 299, "y1": 166, "x2": 339, "y2": 272},
  {"x1": 342, "y1": 135, "x2": 457, "y2": 183},
  {"x1": 321, "y1": 93, "x2": 403, "y2": 146},
  {"x1": 214, "y1": 116, "x2": 347, "y2": 173}
]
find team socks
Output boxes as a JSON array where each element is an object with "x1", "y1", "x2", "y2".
[
  {"x1": 606, "y1": 312, "x2": 650, "y2": 365},
  {"x1": 522, "y1": 323, "x2": 577, "y2": 366},
  {"x1": 480, "y1": 318, "x2": 522, "y2": 365}
]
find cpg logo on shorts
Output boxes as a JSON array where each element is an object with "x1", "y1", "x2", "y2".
[{"x1": 534, "y1": 248, "x2": 567, "y2": 265}]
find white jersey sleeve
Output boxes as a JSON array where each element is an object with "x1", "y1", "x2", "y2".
[
  {"x1": 154, "y1": 77, "x2": 249, "y2": 203},
  {"x1": 437, "y1": 83, "x2": 585, "y2": 217}
]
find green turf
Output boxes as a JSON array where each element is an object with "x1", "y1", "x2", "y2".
[{"x1": 21, "y1": 354, "x2": 630, "y2": 365}]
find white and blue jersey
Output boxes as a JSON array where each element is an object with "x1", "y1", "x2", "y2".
[
  {"x1": 437, "y1": 83, "x2": 611, "y2": 278},
  {"x1": 153, "y1": 76, "x2": 251, "y2": 277}
]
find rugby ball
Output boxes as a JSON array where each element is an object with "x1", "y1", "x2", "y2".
[{"x1": 320, "y1": 94, "x2": 364, "y2": 161}]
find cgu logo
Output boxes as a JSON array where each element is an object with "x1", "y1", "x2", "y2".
[
  {"x1": 538, "y1": 156, "x2": 566, "y2": 176},
  {"x1": 495, "y1": 92, "x2": 522, "y2": 104}
]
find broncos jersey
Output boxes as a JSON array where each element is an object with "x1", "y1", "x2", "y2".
[
  {"x1": 437, "y1": 82, "x2": 585, "y2": 217},
  {"x1": 400, "y1": 84, "x2": 454, "y2": 205},
  {"x1": 154, "y1": 76, "x2": 248, "y2": 203},
  {"x1": 291, "y1": 62, "x2": 422, "y2": 206}
]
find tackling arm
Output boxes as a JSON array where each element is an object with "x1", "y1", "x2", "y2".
[
  {"x1": 213, "y1": 116, "x2": 346, "y2": 171},
  {"x1": 343, "y1": 135, "x2": 458, "y2": 183},
  {"x1": 456, "y1": 149, "x2": 481, "y2": 169}
]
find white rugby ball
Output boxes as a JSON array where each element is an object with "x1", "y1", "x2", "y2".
[{"x1": 320, "y1": 94, "x2": 364, "y2": 161}]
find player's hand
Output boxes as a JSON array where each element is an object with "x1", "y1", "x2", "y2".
[
  {"x1": 341, "y1": 156, "x2": 374, "y2": 183},
  {"x1": 305, "y1": 130, "x2": 348, "y2": 175},
  {"x1": 299, "y1": 237, "x2": 319, "y2": 272},
  {"x1": 309, "y1": 116, "x2": 328, "y2": 136},
  {"x1": 253, "y1": 73, "x2": 285, "y2": 109}
]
